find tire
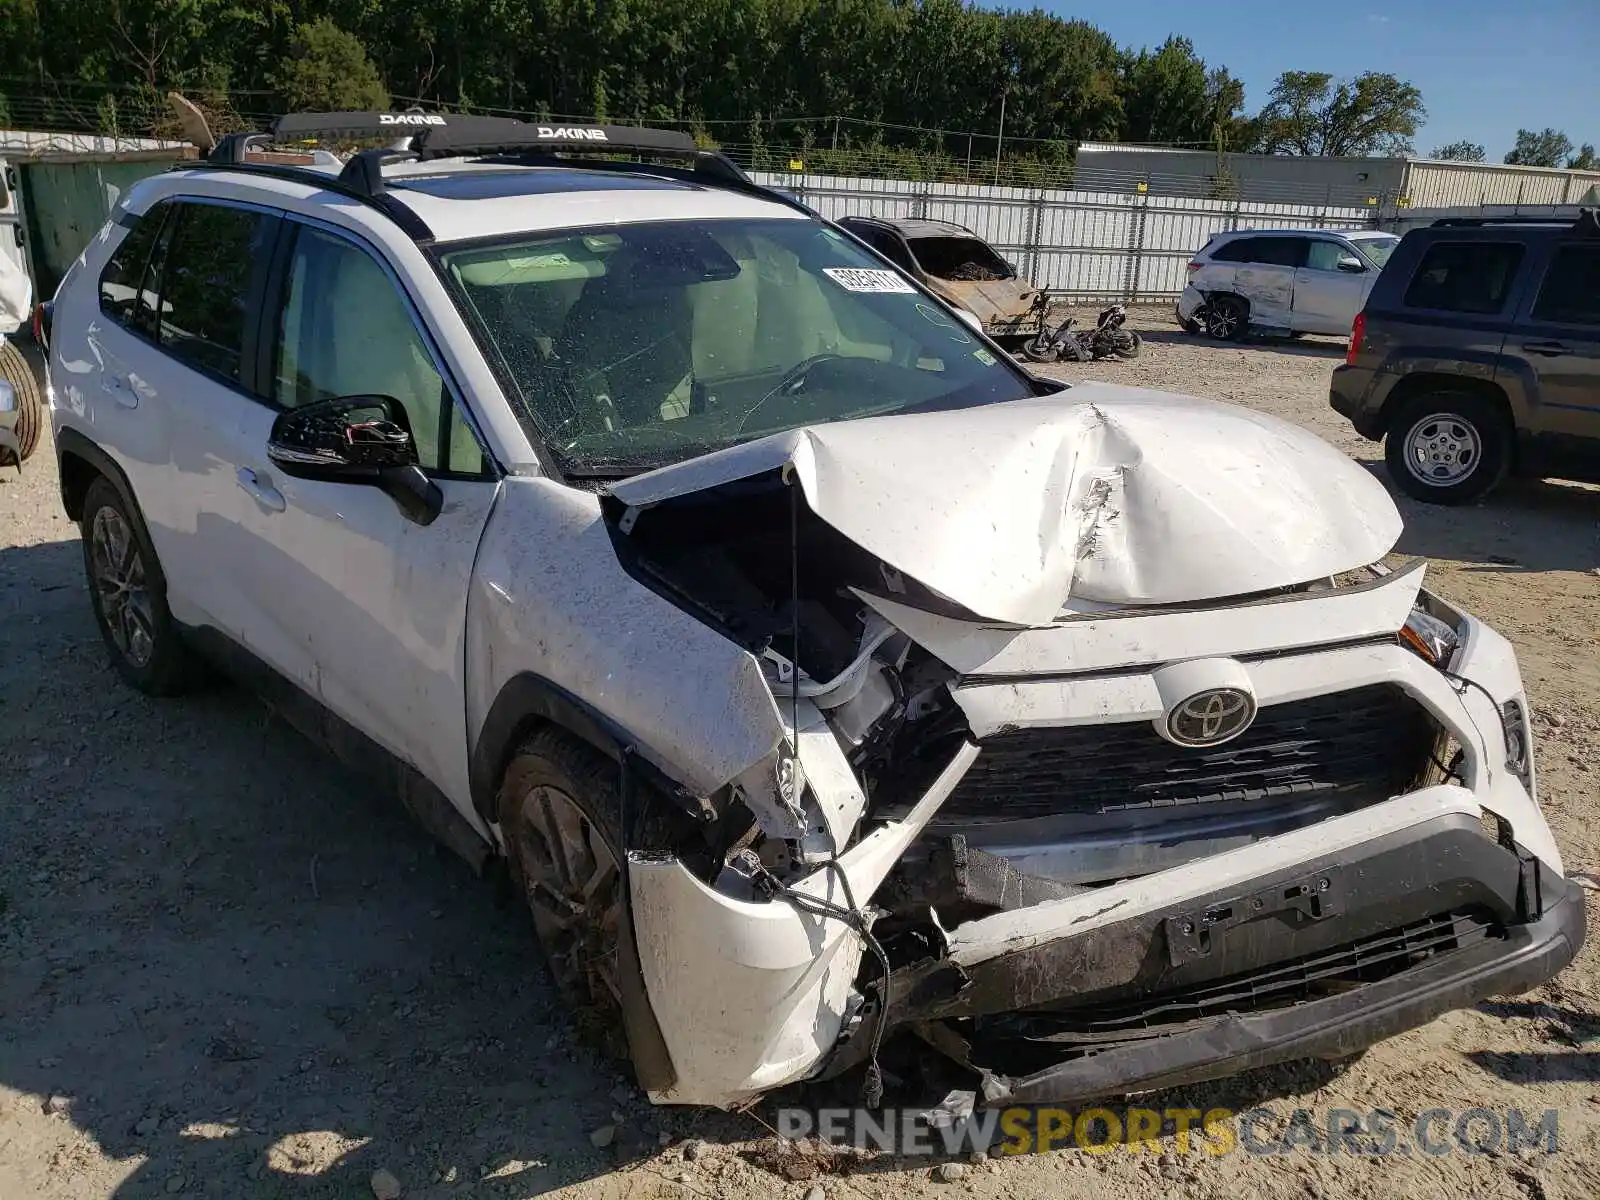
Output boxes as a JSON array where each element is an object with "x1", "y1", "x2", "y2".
[
  {"x1": 1202, "y1": 295, "x2": 1249, "y2": 341},
  {"x1": 0, "y1": 339, "x2": 43, "y2": 464},
  {"x1": 1383, "y1": 391, "x2": 1512, "y2": 505},
  {"x1": 1021, "y1": 332, "x2": 1059, "y2": 363},
  {"x1": 79, "y1": 476, "x2": 203, "y2": 694},
  {"x1": 497, "y1": 728, "x2": 639, "y2": 1059},
  {"x1": 1113, "y1": 331, "x2": 1143, "y2": 360}
]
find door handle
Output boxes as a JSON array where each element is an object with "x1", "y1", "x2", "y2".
[
  {"x1": 103, "y1": 375, "x2": 138, "y2": 409},
  {"x1": 1521, "y1": 340, "x2": 1569, "y2": 356},
  {"x1": 236, "y1": 467, "x2": 286, "y2": 513}
]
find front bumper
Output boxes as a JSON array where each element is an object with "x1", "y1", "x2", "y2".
[
  {"x1": 985, "y1": 875, "x2": 1584, "y2": 1104},
  {"x1": 885, "y1": 808, "x2": 1584, "y2": 1105},
  {"x1": 626, "y1": 573, "x2": 1576, "y2": 1108}
]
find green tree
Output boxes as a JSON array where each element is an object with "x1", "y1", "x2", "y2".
[
  {"x1": 1119, "y1": 36, "x2": 1219, "y2": 145},
  {"x1": 273, "y1": 18, "x2": 389, "y2": 112},
  {"x1": 1431, "y1": 140, "x2": 1485, "y2": 162},
  {"x1": 1504, "y1": 127, "x2": 1572, "y2": 167},
  {"x1": 1252, "y1": 70, "x2": 1424, "y2": 156},
  {"x1": 1567, "y1": 143, "x2": 1598, "y2": 171}
]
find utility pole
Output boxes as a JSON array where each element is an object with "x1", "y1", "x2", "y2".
[{"x1": 993, "y1": 89, "x2": 1007, "y2": 186}]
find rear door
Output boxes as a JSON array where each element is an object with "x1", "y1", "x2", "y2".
[
  {"x1": 1512, "y1": 238, "x2": 1600, "y2": 466},
  {"x1": 1292, "y1": 237, "x2": 1371, "y2": 334},
  {"x1": 80, "y1": 197, "x2": 281, "y2": 637},
  {"x1": 1208, "y1": 236, "x2": 1304, "y2": 327},
  {"x1": 1234, "y1": 236, "x2": 1305, "y2": 327}
]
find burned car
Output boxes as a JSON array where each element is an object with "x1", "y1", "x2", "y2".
[
  {"x1": 49, "y1": 113, "x2": 1583, "y2": 1113},
  {"x1": 837, "y1": 215, "x2": 1050, "y2": 341}
]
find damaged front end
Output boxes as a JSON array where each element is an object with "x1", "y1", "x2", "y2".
[{"x1": 603, "y1": 386, "x2": 1583, "y2": 1109}]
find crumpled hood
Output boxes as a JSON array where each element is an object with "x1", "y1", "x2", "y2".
[
  {"x1": 933, "y1": 277, "x2": 1037, "y2": 321},
  {"x1": 608, "y1": 383, "x2": 1403, "y2": 627}
]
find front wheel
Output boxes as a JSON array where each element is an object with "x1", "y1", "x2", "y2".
[
  {"x1": 1383, "y1": 392, "x2": 1512, "y2": 505},
  {"x1": 499, "y1": 729, "x2": 634, "y2": 1056}
]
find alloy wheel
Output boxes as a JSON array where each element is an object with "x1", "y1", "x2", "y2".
[
  {"x1": 89, "y1": 505, "x2": 156, "y2": 668},
  {"x1": 511, "y1": 783, "x2": 624, "y2": 1006}
]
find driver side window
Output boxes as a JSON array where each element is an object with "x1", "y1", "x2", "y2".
[
  {"x1": 1304, "y1": 241, "x2": 1348, "y2": 272},
  {"x1": 275, "y1": 225, "x2": 485, "y2": 475}
]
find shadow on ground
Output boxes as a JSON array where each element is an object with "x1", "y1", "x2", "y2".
[
  {"x1": 0, "y1": 539, "x2": 760, "y2": 1199},
  {"x1": 1133, "y1": 328, "x2": 1349, "y2": 360},
  {"x1": 1382, "y1": 474, "x2": 1600, "y2": 574}
]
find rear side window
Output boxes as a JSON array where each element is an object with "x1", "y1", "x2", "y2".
[
  {"x1": 158, "y1": 203, "x2": 276, "y2": 385},
  {"x1": 1531, "y1": 243, "x2": 1600, "y2": 326},
  {"x1": 1208, "y1": 238, "x2": 1255, "y2": 263},
  {"x1": 1209, "y1": 237, "x2": 1305, "y2": 267},
  {"x1": 1402, "y1": 241, "x2": 1524, "y2": 314},
  {"x1": 98, "y1": 205, "x2": 167, "y2": 332}
]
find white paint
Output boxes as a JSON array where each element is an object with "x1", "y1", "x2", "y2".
[
  {"x1": 631, "y1": 743, "x2": 978, "y2": 1107},
  {"x1": 854, "y1": 560, "x2": 1425, "y2": 675},
  {"x1": 612, "y1": 384, "x2": 1402, "y2": 625}
]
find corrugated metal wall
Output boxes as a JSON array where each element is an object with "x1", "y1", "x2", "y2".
[
  {"x1": 754, "y1": 172, "x2": 1374, "y2": 300},
  {"x1": 1400, "y1": 161, "x2": 1600, "y2": 208}
]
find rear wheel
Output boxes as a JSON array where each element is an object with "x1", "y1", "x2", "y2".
[
  {"x1": 79, "y1": 477, "x2": 203, "y2": 694},
  {"x1": 1383, "y1": 391, "x2": 1512, "y2": 505},
  {"x1": 0, "y1": 339, "x2": 43, "y2": 464},
  {"x1": 1021, "y1": 331, "x2": 1059, "y2": 362},
  {"x1": 1112, "y1": 330, "x2": 1143, "y2": 360},
  {"x1": 1202, "y1": 295, "x2": 1249, "y2": 341}
]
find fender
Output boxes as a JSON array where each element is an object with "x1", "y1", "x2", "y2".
[
  {"x1": 468, "y1": 670, "x2": 709, "y2": 829},
  {"x1": 55, "y1": 425, "x2": 141, "y2": 523}
]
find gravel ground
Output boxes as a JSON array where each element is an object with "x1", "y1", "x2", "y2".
[{"x1": 2, "y1": 313, "x2": 1599, "y2": 1200}]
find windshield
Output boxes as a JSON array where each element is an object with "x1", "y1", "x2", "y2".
[
  {"x1": 1353, "y1": 235, "x2": 1401, "y2": 268},
  {"x1": 439, "y1": 217, "x2": 1035, "y2": 474}
]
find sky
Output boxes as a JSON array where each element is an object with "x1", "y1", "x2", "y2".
[{"x1": 1007, "y1": 0, "x2": 1599, "y2": 161}]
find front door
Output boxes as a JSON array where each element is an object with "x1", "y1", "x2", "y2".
[
  {"x1": 1292, "y1": 238, "x2": 1372, "y2": 334},
  {"x1": 1514, "y1": 239, "x2": 1600, "y2": 472},
  {"x1": 226, "y1": 218, "x2": 499, "y2": 808}
]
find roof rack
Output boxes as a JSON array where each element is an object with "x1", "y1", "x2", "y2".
[
  {"x1": 1429, "y1": 211, "x2": 1587, "y2": 229},
  {"x1": 187, "y1": 111, "x2": 812, "y2": 237}
]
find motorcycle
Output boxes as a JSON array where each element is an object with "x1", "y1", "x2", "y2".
[{"x1": 1020, "y1": 303, "x2": 1142, "y2": 364}]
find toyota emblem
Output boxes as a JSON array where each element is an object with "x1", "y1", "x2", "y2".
[{"x1": 1165, "y1": 688, "x2": 1256, "y2": 747}]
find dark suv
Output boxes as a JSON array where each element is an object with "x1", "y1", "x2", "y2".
[{"x1": 1331, "y1": 211, "x2": 1600, "y2": 504}]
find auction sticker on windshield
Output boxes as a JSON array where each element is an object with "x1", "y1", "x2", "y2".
[{"x1": 823, "y1": 267, "x2": 917, "y2": 293}]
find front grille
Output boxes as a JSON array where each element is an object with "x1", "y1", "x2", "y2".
[
  {"x1": 972, "y1": 909, "x2": 1503, "y2": 1062},
  {"x1": 940, "y1": 684, "x2": 1436, "y2": 822}
]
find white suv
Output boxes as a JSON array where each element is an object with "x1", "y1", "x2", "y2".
[
  {"x1": 45, "y1": 113, "x2": 1581, "y2": 1112},
  {"x1": 1177, "y1": 227, "x2": 1401, "y2": 340}
]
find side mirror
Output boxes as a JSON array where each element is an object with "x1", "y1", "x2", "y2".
[
  {"x1": 267, "y1": 395, "x2": 442, "y2": 525},
  {"x1": 1336, "y1": 254, "x2": 1367, "y2": 273},
  {"x1": 952, "y1": 307, "x2": 984, "y2": 335}
]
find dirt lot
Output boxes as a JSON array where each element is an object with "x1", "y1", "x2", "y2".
[{"x1": 2, "y1": 314, "x2": 1599, "y2": 1200}]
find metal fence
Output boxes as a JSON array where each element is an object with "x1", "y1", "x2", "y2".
[{"x1": 752, "y1": 171, "x2": 1378, "y2": 302}]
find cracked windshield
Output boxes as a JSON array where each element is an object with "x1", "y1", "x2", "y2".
[{"x1": 441, "y1": 219, "x2": 1032, "y2": 473}]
